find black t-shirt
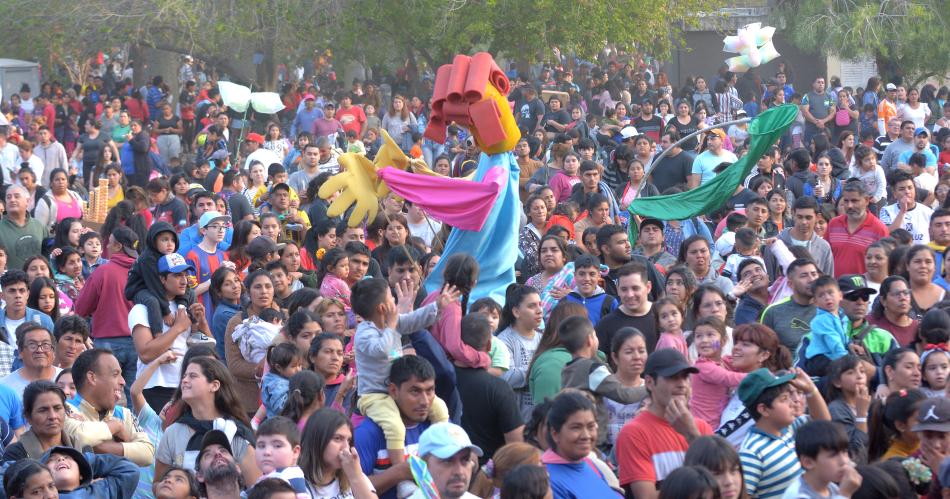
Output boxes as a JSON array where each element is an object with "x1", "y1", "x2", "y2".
[
  {"x1": 595, "y1": 306, "x2": 659, "y2": 354},
  {"x1": 455, "y1": 367, "x2": 523, "y2": 464},
  {"x1": 650, "y1": 150, "x2": 694, "y2": 194},
  {"x1": 228, "y1": 191, "x2": 254, "y2": 222},
  {"x1": 78, "y1": 133, "x2": 105, "y2": 167},
  {"x1": 516, "y1": 98, "x2": 545, "y2": 132},
  {"x1": 633, "y1": 115, "x2": 664, "y2": 142},
  {"x1": 152, "y1": 196, "x2": 189, "y2": 229},
  {"x1": 543, "y1": 109, "x2": 571, "y2": 133},
  {"x1": 666, "y1": 117, "x2": 701, "y2": 151}
]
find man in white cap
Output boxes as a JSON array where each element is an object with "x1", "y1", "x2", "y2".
[
  {"x1": 877, "y1": 83, "x2": 899, "y2": 135},
  {"x1": 410, "y1": 422, "x2": 483, "y2": 499}
]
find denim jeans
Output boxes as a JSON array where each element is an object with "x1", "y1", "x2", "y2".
[{"x1": 93, "y1": 336, "x2": 138, "y2": 407}]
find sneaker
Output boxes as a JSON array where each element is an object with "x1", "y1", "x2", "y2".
[{"x1": 187, "y1": 332, "x2": 216, "y2": 347}]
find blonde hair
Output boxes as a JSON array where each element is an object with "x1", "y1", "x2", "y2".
[{"x1": 470, "y1": 443, "x2": 540, "y2": 496}]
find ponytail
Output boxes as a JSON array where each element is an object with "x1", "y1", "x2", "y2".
[
  {"x1": 280, "y1": 370, "x2": 326, "y2": 423},
  {"x1": 867, "y1": 388, "x2": 925, "y2": 462}
]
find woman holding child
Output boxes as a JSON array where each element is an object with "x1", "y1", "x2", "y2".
[{"x1": 225, "y1": 269, "x2": 280, "y2": 415}]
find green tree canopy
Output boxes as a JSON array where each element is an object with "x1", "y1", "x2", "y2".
[{"x1": 776, "y1": 0, "x2": 950, "y2": 86}]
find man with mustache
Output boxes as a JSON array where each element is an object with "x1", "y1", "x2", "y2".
[
  {"x1": 824, "y1": 181, "x2": 888, "y2": 277},
  {"x1": 194, "y1": 430, "x2": 244, "y2": 499},
  {"x1": 410, "y1": 422, "x2": 483, "y2": 499},
  {"x1": 616, "y1": 349, "x2": 712, "y2": 499}
]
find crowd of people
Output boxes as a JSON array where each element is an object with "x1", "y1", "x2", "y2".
[{"x1": 0, "y1": 50, "x2": 947, "y2": 499}]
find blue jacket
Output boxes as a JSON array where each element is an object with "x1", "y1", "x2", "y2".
[
  {"x1": 177, "y1": 223, "x2": 233, "y2": 257},
  {"x1": 805, "y1": 308, "x2": 849, "y2": 361},
  {"x1": 262, "y1": 371, "x2": 289, "y2": 418},
  {"x1": 561, "y1": 289, "x2": 617, "y2": 326}
]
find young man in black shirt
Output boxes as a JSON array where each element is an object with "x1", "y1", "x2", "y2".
[{"x1": 456, "y1": 314, "x2": 524, "y2": 464}]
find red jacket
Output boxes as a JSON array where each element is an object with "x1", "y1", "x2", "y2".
[{"x1": 74, "y1": 252, "x2": 136, "y2": 338}]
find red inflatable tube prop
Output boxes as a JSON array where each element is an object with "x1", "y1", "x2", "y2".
[{"x1": 423, "y1": 52, "x2": 519, "y2": 153}]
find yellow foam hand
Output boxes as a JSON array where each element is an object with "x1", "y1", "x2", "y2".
[
  {"x1": 372, "y1": 130, "x2": 414, "y2": 198},
  {"x1": 318, "y1": 153, "x2": 382, "y2": 227}
]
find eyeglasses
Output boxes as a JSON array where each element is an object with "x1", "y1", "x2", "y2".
[
  {"x1": 205, "y1": 224, "x2": 229, "y2": 231},
  {"x1": 25, "y1": 342, "x2": 53, "y2": 352},
  {"x1": 889, "y1": 289, "x2": 911, "y2": 297}
]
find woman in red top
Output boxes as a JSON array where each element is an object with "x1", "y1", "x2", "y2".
[
  {"x1": 868, "y1": 276, "x2": 919, "y2": 347},
  {"x1": 124, "y1": 89, "x2": 149, "y2": 122}
]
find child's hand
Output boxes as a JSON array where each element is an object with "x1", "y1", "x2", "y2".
[
  {"x1": 855, "y1": 382, "x2": 871, "y2": 417},
  {"x1": 154, "y1": 350, "x2": 177, "y2": 366},
  {"x1": 436, "y1": 284, "x2": 461, "y2": 310},
  {"x1": 789, "y1": 367, "x2": 818, "y2": 396},
  {"x1": 875, "y1": 384, "x2": 890, "y2": 401},
  {"x1": 50, "y1": 247, "x2": 63, "y2": 258},
  {"x1": 383, "y1": 300, "x2": 399, "y2": 330},
  {"x1": 221, "y1": 260, "x2": 236, "y2": 271},
  {"x1": 338, "y1": 446, "x2": 362, "y2": 478},
  {"x1": 189, "y1": 303, "x2": 207, "y2": 326},
  {"x1": 549, "y1": 286, "x2": 570, "y2": 300},
  {"x1": 395, "y1": 281, "x2": 416, "y2": 314}
]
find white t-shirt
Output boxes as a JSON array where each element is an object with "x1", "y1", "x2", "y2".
[
  {"x1": 407, "y1": 219, "x2": 442, "y2": 248},
  {"x1": 879, "y1": 202, "x2": 933, "y2": 244},
  {"x1": 128, "y1": 301, "x2": 187, "y2": 390},
  {"x1": 4, "y1": 316, "x2": 26, "y2": 337},
  {"x1": 1, "y1": 367, "x2": 62, "y2": 397}
]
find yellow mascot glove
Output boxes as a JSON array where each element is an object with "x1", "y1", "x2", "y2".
[{"x1": 318, "y1": 153, "x2": 382, "y2": 228}]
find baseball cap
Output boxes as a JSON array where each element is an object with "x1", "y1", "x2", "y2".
[
  {"x1": 111, "y1": 226, "x2": 140, "y2": 259},
  {"x1": 196, "y1": 429, "x2": 233, "y2": 466},
  {"x1": 913, "y1": 398, "x2": 950, "y2": 432},
  {"x1": 639, "y1": 217, "x2": 664, "y2": 231},
  {"x1": 246, "y1": 236, "x2": 282, "y2": 260},
  {"x1": 187, "y1": 184, "x2": 209, "y2": 198},
  {"x1": 885, "y1": 83, "x2": 898, "y2": 91},
  {"x1": 915, "y1": 127, "x2": 930, "y2": 137},
  {"x1": 706, "y1": 128, "x2": 727, "y2": 140},
  {"x1": 158, "y1": 253, "x2": 195, "y2": 274},
  {"x1": 324, "y1": 102, "x2": 336, "y2": 109},
  {"x1": 209, "y1": 149, "x2": 230, "y2": 162},
  {"x1": 736, "y1": 109, "x2": 748, "y2": 117},
  {"x1": 620, "y1": 126, "x2": 639, "y2": 140},
  {"x1": 42, "y1": 446, "x2": 91, "y2": 484},
  {"x1": 303, "y1": 94, "x2": 316, "y2": 101},
  {"x1": 417, "y1": 422, "x2": 484, "y2": 459},
  {"x1": 643, "y1": 349, "x2": 698, "y2": 378},
  {"x1": 738, "y1": 368, "x2": 796, "y2": 409},
  {"x1": 198, "y1": 211, "x2": 231, "y2": 229},
  {"x1": 838, "y1": 274, "x2": 876, "y2": 301},
  {"x1": 246, "y1": 132, "x2": 265, "y2": 144}
]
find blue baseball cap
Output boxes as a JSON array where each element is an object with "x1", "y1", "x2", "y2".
[
  {"x1": 158, "y1": 253, "x2": 194, "y2": 274},
  {"x1": 198, "y1": 211, "x2": 231, "y2": 229},
  {"x1": 915, "y1": 127, "x2": 930, "y2": 137},
  {"x1": 417, "y1": 423, "x2": 483, "y2": 459}
]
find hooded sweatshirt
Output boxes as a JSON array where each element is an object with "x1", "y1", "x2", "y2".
[
  {"x1": 124, "y1": 222, "x2": 193, "y2": 330},
  {"x1": 74, "y1": 251, "x2": 136, "y2": 339},
  {"x1": 39, "y1": 449, "x2": 139, "y2": 499},
  {"x1": 561, "y1": 286, "x2": 617, "y2": 325}
]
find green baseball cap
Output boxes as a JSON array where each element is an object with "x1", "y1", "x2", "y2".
[{"x1": 737, "y1": 368, "x2": 796, "y2": 410}]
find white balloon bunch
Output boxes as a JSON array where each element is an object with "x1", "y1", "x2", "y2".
[
  {"x1": 217, "y1": 81, "x2": 285, "y2": 114},
  {"x1": 723, "y1": 23, "x2": 781, "y2": 72}
]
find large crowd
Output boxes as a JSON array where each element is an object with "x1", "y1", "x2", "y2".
[{"x1": 0, "y1": 50, "x2": 946, "y2": 499}]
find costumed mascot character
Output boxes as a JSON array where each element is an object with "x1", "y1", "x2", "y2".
[{"x1": 319, "y1": 52, "x2": 521, "y2": 305}]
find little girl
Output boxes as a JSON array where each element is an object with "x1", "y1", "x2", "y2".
[
  {"x1": 53, "y1": 247, "x2": 85, "y2": 303},
  {"x1": 56, "y1": 369, "x2": 76, "y2": 399},
  {"x1": 318, "y1": 248, "x2": 351, "y2": 310},
  {"x1": 654, "y1": 297, "x2": 689, "y2": 361},
  {"x1": 824, "y1": 355, "x2": 871, "y2": 463},
  {"x1": 867, "y1": 388, "x2": 926, "y2": 462},
  {"x1": 849, "y1": 145, "x2": 887, "y2": 208},
  {"x1": 690, "y1": 316, "x2": 747, "y2": 428},
  {"x1": 261, "y1": 343, "x2": 305, "y2": 418},
  {"x1": 920, "y1": 344, "x2": 950, "y2": 398},
  {"x1": 549, "y1": 152, "x2": 582, "y2": 202}
]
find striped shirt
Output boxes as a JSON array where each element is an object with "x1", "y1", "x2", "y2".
[
  {"x1": 740, "y1": 416, "x2": 808, "y2": 498},
  {"x1": 824, "y1": 214, "x2": 888, "y2": 277},
  {"x1": 185, "y1": 245, "x2": 226, "y2": 324}
]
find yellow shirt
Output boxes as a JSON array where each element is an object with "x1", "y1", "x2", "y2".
[
  {"x1": 880, "y1": 438, "x2": 918, "y2": 461},
  {"x1": 107, "y1": 186, "x2": 125, "y2": 209}
]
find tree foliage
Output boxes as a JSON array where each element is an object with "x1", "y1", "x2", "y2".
[
  {"x1": 775, "y1": 0, "x2": 950, "y2": 86},
  {"x1": 0, "y1": 0, "x2": 724, "y2": 89}
]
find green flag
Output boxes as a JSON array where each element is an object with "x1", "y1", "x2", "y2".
[{"x1": 627, "y1": 104, "x2": 799, "y2": 243}]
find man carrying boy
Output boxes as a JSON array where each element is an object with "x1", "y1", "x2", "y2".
[
  {"x1": 838, "y1": 275, "x2": 897, "y2": 367},
  {"x1": 560, "y1": 254, "x2": 617, "y2": 325},
  {"x1": 351, "y1": 278, "x2": 458, "y2": 482},
  {"x1": 185, "y1": 211, "x2": 233, "y2": 327},
  {"x1": 354, "y1": 355, "x2": 439, "y2": 499},
  {"x1": 761, "y1": 258, "x2": 820, "y2": 353},
  {"x1": 455, "y1": 314, "x2": 524, "y2": 463},
  {"x1": 616, "y1": 349, "x2": 711, "y2": 499},
  {"x1": 784, "y1": 420, "x2": 862, "y2": 498},
  {"x1": 737, "y1": 367, "x2": 831, "y2": 498}
]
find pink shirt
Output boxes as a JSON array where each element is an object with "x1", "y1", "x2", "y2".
[
  {"x1": 54, "y1": 195, "x2": 83, "y2": 223},
  {"x1": 655, "y1": 332, "x2": 690, "y2": 362},
  {"x1": 690, "y1": 356, "x2": 747, "y2": 428}
]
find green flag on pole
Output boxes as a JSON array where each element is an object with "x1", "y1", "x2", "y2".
[{"x1": 627, "y1": 104, "x2": 799, "y2": 244}]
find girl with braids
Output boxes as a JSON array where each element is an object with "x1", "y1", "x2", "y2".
[
  {"x1": 422, "y1": 253, "x2": 491, "y2": 369},
  {"x1": 281, "y1": 370, "x2": 326, "y2": 431},
  {"x1": 498, "y1": 284, "x2": 544, "y2": 420}
]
